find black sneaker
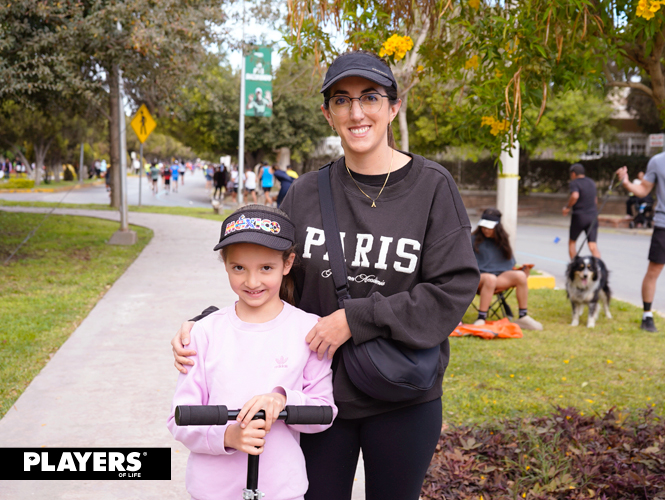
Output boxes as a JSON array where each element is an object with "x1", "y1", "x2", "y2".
[{"x1": 640, "y1": 316, "x2": 658, "y2": 332}]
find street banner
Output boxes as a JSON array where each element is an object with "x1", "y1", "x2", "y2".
[{"x1": 244, "y1": 46, "x2": 273, "y2": 117}]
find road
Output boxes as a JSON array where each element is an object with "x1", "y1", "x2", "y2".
[
  {"x1": 2, "y1": 175, "x2": 663, "y2": 313},
  {"x1": 0, "y1": 168, "x2": 216, "y2": 208}
]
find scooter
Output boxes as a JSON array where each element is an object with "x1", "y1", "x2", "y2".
[{"x1": 175, "y1": 404, "x2": 333, "y2": 499}]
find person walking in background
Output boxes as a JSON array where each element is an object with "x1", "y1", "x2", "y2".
[
  {"x1": 472, "y1": 209, "x2": 542, "y2": 330},
  {"x1": 258, "y1": 162, "x2": 274, "y2": 206},
  {"x1": 617, "y1": 154, "x2": 665, "y2": 332},
  {"x1": 171, "y1": 160, "x2": 180, "y2": 193},
  {"x1": 563, "y1": 163, "x2": 600, "y2": 260},
  {"x1": 244, "y1": 166, "x2": 258, "y2": 203},
  {"x1": 272, "y1": 165, "x2": 298, "y2": 207},
  {"x1": 150, "y1": 161, "x2": 160, "y2": 194},
  {"x1": 162, "y1": 161, "x2": 172, "y2": 194},
  {"x1": 212, "y1": 166, "x2": 224, "y2": 200},
  {"x1": 230, "y1": 165, "x2": 239, "y2": 204},
  {"x1": 171, "y1": 50, "x2": 480, "y2": 500},
  {"x1": 205, "y1": 164, "x2": 214, "y2": 190},
  {"x1": 178, "y1": 161, "x2": 186, "y2": 186}
]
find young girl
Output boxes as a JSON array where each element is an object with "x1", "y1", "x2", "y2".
[
  {"x1": 472, "y1": 208, "x2": 543, "y2": 330},
  {"x1": 167, "y1": 205, "x2": 336, "y2": 500}
]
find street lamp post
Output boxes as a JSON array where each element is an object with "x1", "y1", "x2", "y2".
[{"x1": 109, "y1": 21, "x2": 137, "y2": 245}]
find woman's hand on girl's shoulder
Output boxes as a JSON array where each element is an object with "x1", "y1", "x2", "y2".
[
  {"x1": 171, "y1": 321, "x2": 196, "y2": 373},
  {"x1": 236, "y1": 392, "x2": 287, "y2": 433},
  {"x1": 305, "y1": 309, "x2": 352, "y2": 360}
]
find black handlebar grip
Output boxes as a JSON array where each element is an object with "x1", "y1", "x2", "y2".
[
  {"x1": 283, "y1": 405, "x2": 333, "y2": 425},
  {"x1": 175, "y1": 405, "x2": 229, "y2": 426}
]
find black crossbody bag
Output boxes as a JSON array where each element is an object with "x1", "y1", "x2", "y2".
[{"x1": 317, "y1": 161, "x2": 440, "y2": 403}]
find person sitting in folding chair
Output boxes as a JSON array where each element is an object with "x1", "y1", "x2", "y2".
[{"x1": 472, "y1": 208, "x2": 543, "y2": 331}]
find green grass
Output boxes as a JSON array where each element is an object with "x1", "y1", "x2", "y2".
[
  {"x1": 0, "y1": 177, "x2": 102, "y2": 190},
  {"x1": 0, "y1": 211, "x2": 152, "y2": 418},
  {"x1": 0, "y1": 199, "x2": 230, "y2": 221},
  {"x1": 445, "y1": 289, "x2": 665, "y2": 424},
  {"x1": 1, "y1": 204, "x2": 662, "y2": 427}
]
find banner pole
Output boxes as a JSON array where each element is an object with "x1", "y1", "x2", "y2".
[
  {"x1": 237, "y1": 0, "x2": 245, "y2": 205},
  {"x1": 138, "y1": 142, "x2": 143, "y2": 207}
]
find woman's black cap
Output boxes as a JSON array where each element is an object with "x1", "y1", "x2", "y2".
[
  {"x1": 320, "y1": 52, "x2": 397, "y2": 94},
  {"x1": 214, "y1": 207, "x2": 295, "y2": 252}
]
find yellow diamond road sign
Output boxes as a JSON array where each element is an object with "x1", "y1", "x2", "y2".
[{"x1": 130, "y1": 104, "x2": 156, "y2": 144}]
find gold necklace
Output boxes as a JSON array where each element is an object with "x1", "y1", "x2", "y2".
[{"x1": 345, "y1": 149, "x2": 394, "y2": 208}]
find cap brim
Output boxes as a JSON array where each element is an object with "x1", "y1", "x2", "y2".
[
  {"x1": 478, "y1": 219, "x2": 499, "y2": 229},
  {"x1": 321, "y1": 69, "x2": 394, "y2": 94},
  {"x1": 213, "y1": 231, "x2": 293, "y2": 252}
]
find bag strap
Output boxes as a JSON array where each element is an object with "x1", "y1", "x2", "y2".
[{"x1": 318, "y1": 159, "x2": 351, "y2": 309}]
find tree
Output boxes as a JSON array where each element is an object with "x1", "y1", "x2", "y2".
[
  {"x1": 1, "y1": 0, "x2": 227, "y2": 204},
  {"x1": 162, "y1": 53, "x2": 330, "y2": 169},
  {"x1": 285, "y1": 0, "x2": 665, "y2": 155},
  {"x1": 518, "y1": 90, "x2": 616, "y2": 162},
  {"x1": 628, "y1": 78, "x2": 665, "y2": 134}
]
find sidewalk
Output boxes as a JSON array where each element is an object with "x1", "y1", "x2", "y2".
[{"x1": 0, "y1": 207, "x2": 365, "y2": 499}]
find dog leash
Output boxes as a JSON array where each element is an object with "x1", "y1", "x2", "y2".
[{"x1": 574, "y1": 173, "x2": 618, "y2": 259}]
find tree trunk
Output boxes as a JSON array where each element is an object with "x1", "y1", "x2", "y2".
[
  {"x1": 398, "y1": 93, "x2": 409, "y2": 152},
  {"x1": 108, "y1": 65, "x2": 121, "y2": 208},
  {"x1": 32, "y1": 139, "x2": 53, "y2": 186}
]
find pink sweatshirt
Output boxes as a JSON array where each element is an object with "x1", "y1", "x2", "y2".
[{"x1": 167, "y1": 302, "x2": 337, "y2": 500}]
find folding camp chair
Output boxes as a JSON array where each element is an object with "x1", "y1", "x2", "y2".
[{"x1": 472, "y1": 287, "x2": 515, "y2": 321}]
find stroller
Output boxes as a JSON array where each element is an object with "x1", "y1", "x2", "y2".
[{"x1": 627, "y1": 194, "x2": 654, "y2": 228}]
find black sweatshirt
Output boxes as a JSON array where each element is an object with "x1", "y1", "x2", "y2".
[{"x1": 194, "y1": 153, "x2": 480, "y2": 419}]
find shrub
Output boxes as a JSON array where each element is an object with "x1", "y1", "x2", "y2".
[
  {"x1": 422, "y1": 407, "x2": 665, "y2": 500},
  {"x1": 0, "y1": 178, "x2": 35, "y2": 189}
]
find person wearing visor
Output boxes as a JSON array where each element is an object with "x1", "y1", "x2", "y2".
[
  {"x1": 171, "y1": 51, "x2": 480, "y2": 500},
  {"x1": 167, "y1": 205, "x2": 336, "y2": 500},
  {"x1": 472, "y1": 208, "x2": 543, "y2": 330}
]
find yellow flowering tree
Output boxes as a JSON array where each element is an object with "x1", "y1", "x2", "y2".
[{"x1": 286, "y1": 0, "x2": 665, "y2": 154}]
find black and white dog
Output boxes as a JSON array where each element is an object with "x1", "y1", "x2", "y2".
[{"x1": 565, "y1": 256, "x2": 612, "y2": 328}]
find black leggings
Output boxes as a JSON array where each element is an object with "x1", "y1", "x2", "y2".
[{"x1": 301, "y1": 398, "x2": 442, "y2": 500}]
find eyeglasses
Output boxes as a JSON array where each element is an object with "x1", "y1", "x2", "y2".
[{"x1": 328, "y1": 93, "x2": 389, "y2": 116}]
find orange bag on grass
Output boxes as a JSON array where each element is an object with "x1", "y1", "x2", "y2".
[{"x1": 450, "y1": 318, "x2": 523, "y2": 339}]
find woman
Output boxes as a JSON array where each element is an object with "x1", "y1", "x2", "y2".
[
  {"x1": 172, "y1": 50, "x2": 480, "y2": 500},
  {"x1": 472, "y1": 208, "x2": 542, "y2": 330}
]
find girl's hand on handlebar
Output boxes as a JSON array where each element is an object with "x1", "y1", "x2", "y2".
[
  {"x1": 171, "y1": 321, "x2": 196, "y2": 374},
  {"x1": 224, "y1": 419, "x2": 266, "y2": 455},
  {"x1": 237, "y1": 393, "x2": 287, "y2": 433},
  {"x1": 306, "y1": 309, "x2": 352, "y2": 360}
]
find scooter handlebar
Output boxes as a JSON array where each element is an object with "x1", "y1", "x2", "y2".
[{"x1": 175, "y1": 405, "x2": 333, "y2": 426}]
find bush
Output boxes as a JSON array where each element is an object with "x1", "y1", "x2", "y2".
[
  {"x1": 0, "y1": 178, "x2": 35, "y2": 189},
  {"x1": 434, "y1": 155, "x2": 653, "y2": 193},
  {"x1": 422, "y1": 407, "x2": 665, "y2": 500}
]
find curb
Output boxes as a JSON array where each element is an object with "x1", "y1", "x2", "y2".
[
  {"x1": 528, "y1": 271, "x2": 556, "y2": 289},
  {"x1": 0, "y1": 181, "x2": 105, "y2": 194}
]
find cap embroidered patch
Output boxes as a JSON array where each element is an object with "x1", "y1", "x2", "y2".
[{"x1": 225, "y1": 214, "x2": 281, "y2": 236}]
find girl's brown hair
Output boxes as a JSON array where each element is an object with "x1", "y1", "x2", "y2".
[
  {"x1": 219, "y1": 204, "x2": 298, "y2": 306},
  {"x1": 322, "y1": 50, "x2": 399, "y2": 149},
  {"x1": 472, "y1": 208, "x2": 513, "y2": 260}
]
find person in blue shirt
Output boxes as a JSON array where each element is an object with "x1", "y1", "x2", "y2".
[
  {"x1": 271, "y1": 165, "x2": 298, "y2": 207},
  {"x1": 472, "y1": 208, "x2": 542, "y2": 330},
  {"x1": 171, "y1": 160, "x2": 180, "y2": 193},
  {"x1": 258, "y1": 163, "x2": 274, "y2": 206}
]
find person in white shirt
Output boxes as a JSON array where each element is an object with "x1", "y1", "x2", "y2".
[{"x1": 245, "y1": 169, "x2": 258, "y2": 203}]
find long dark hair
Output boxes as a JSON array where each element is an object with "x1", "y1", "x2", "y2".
[
  {"x1": 322, "y1": 50, "x2": 399, "y2": 149},
  {"x1": 472, "y1": 208, "x2": 513, "y2": 260},
  {"x1": 220, "y1": 204, "x2": 298, "y2": 306}
]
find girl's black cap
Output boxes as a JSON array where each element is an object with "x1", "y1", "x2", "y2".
[
  {"x1": 214, "y1": 207, "x2": 295, "y2": 252},
  {"x1": 321, "y1": 52, "x2": 397, "y2": 94}
]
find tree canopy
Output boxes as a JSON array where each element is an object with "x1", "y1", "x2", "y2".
[{"x1": 286, "y1": 0, "x2": 665, "y2": 155}]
